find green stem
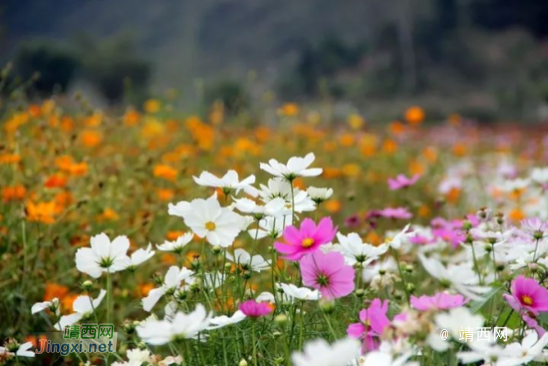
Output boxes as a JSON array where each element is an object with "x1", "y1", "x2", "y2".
[{"x1": 252, "y1": 321, "x2": 258, "y2": 366}]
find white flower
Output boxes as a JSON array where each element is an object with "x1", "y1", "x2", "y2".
[
  {"x1": 260, "y1": 152, "x2": 322, "y2": 180},
  {"x1": 418, "y1": 254, "x2": 490, "y2": 300},
  {"x1": 193, "y1": 170, "x2": 258, "y2": 197},
  {"x1": 126, "y1": 244, "x2": 155, "y2": 270},
  {"x1": 113, "y1": 348, "x2": 153, "y2": 366},
  {"x1": 156, "y1": 232, "x2": 194, "y2": 252},
  {"x1": 360, "y1": 339, "x2": 418, "y2": 366},
  {"x1": 31, "y1": 298, "x2": 59, "y2": 315},
  {"x1": 307, "y1": 187, "x2": 333, "y2": 203},
  {"x1": 226, "y1": 248, "x2": 271, "y2": 272},
  {"x1": 137, "y1": 304, "x2": 212, "y2": 345},
  {"x1": 256, "y1": 292, "x2": 276, "y2": 304},
  {"x1": 457, "y1": 341, "x2": 504, "y2": 365},
  {"x1": 531, "y1": 167, "x2": 548, "y2": 185},
  {"x1": 55, "y1": 290, "x2": 106, "y2": 330},
  {"x1": 434, "y1": 307, "x2": 484, "y2": 345},
  {"x1": 258, "y1": 178, "x2": 316, "y2": 212},
  {"x1": 142, "y1": 266, "x2": 194, "y2": 312},
  {"x1": 499, "y1": 178, "x2": 530, "y2": 193},
  {"x1": 336, "y1": 232, "x2": 388, "y2": 266},
  {"x1": 247, "y1": 215, "x2": 292, "y2": 239},
  {"x1": 385, "y1": 224, "x2": 414, "y2": 250},
  {"x1": 279, "y1": 283, "x2": 320, "y2": 301},
  {"x1": 291, "y1": 337, "x2": 360, "y2": 366},
  {"x1": 75, "y1": 233, "x2": 131, "y2": 278},
  {"x1": 167, "y1": 199, "x2": 192, "y2": 217},
  {"x1": 500, "y1": 331, "x2": 548, "y2": 366},
  {"x1": 0, "y1": 342, "x2": 35, "y2": 358},
  {"x1": 208, "y1": 310, "x2": 247, "y2": 330},
  {"x1": 233, "y1": 197, "x2": 289, "y2": 217},
  {"x1": 177, "y1": 193, "x2": 246, "y2": 247}
]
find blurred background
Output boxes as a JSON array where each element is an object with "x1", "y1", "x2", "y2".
[{"x1": 1, "y1": 0, "x2": 548, "y2": 122}]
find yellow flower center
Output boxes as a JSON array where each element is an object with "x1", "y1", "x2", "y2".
[
  {"x1": 522, "y1": 295, "x2": 534, "y2": 306},
  {"x1": 302, "y1": 238, "x2": 315, "y2": 248},
  {"x1": 205, "y1": 221, "x2": 216, "y2": 231}
]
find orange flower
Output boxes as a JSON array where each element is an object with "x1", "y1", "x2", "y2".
[
  {"x1": 293, "y1": 178, "x2": 306, "y2": 190},
  {"x1": 3, "y1": 185, "x2": 26, "y2": 202},
  {"x1": 44, "y1": 283, "x2": 69, "y2": 301},
  {"x1": 26, "y1": 201, "x2": 57, "y2": 224},
  {"x1": 85, "y1": 112, "x2": 103, "y2": 127},
  {"x1": 60, "y1": 116, "x2": 74, "y2": 132},
  {"x1": 144, "y1": 99, "x2": 161, "y2": 113},
  {"x1": 324, "y1": 199, "x2": 342, "y2": 213},
  {"x1": 405, "y1": 106, "x2": 425, "y2": 126},
  {"x1": 339, "y1": 134, "x2": 354, "y2": 147},
  {"x1": 81, "y1": 130, "x2": 102, "y2": 148},
  {"x1": 153, "y1": 164, "x2": 177, "y2": 181},
  {"x1": 167, "y1": 231, "x2": 186, "y2": 241},
  {"x1": 124, "y1": 108, "x2": 141, "y2": 126},
  {"x1": 452, "y1": 143, "x2": 467, "y2": 157},
  {"x1": 347, "y1": 114, "x2": 365, "y2": 129},
  {"x1": 323, "y1": 167, "x2": 342, "y2": 179},
  {"x1": 55, "y1": 156, "x2": 88, "y2": 176},
  {"x1": 382, "y1": 139, "x2": 398, "y2": 154},
  {"x1": 342, "y1": 164, "x2": 360, "y2": 177},
  {"x1": 423, "y1": 146, "x2": 438, "y2": 162},
  {"x1": 418, "y1": 205, "x2": 431, "y2": 218},
  {"x1": 446, "y1": 187, "x2": 461, "y2": 203},
  {"x1": 278, "y1": 103, "x2": 299, "y2": 117},
  {"x1": 62, "y1": 294, "x2": 78, "y2": 313},
  {"x1": 157, "y1": 189, "x2": 175, "y2": 201},
  {"x1": 0, "y1": 153, "x2": 21, "y2": 164},
  {"x1": 161, "y1": 253, "x2": 177, "y2": 265},
  {"x1": 508, "y1": 208, "x2": 525, "y2": 222},
  {"x1": 97, "y1": 208, "x2": 119, "y2": 221},
  {"x1": 44, "y1": 174, "x2": 67, "y2": 188},
  {"x1": 139, "y1": 283, "x2": 155, "y2": 297},
  {"x1": 389, "y1": 121, "x2": 406, "y2": 135}
]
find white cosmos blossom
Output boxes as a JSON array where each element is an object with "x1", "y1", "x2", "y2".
[
  {"x1": 226, "y1": 248, "x2": 271, "y2": 272},
  {"x1": 112, "y1": 349, "x2": 152, "y2": 366},
  {"x1": 531, "y1": 167, "x2": 548, "y2": 185},
  {"x1": 360, "y1": 339, "x2": 418, "y2": 366},
  {"x1": 457, "y1": 341, "x2": 505, "y2": 365},
  {"x1": 31, "y1": 298, "x2": 59, "y2": 315},
  {"x1": 175, "y1": 193, "x2": 247, "y2": 248},
  {"x1": 418, "y1": 254, "x2": 490, "y2": 300},
  {"x1": 156, "y1": 232, "x2": 194, "y2": 252},
  {"x1": 193, "y1": 170, "x2": 258, "y2": 197},
  {"x1": 233, "y1": 197, "x2": 289, "y2": 217},
  {"x1": 207, "y1": 310, "x2": 247, "y2": 330},
  {"x1": 258, "y1": 178, "x2": 316, "y2": 213},
  {"x1": 279, "y1": 283, "x2": 320, "y2": 301},
  {"x1": 432, "y1": 307, "x2": 484, "y2": 351},
  {"x1": 336, "y1": 232, "x2": 388, "y2": 266},
  {"x1": 137, "y1": 304, "x2": 212, "y2": 345},
  {"x1": 248, "y1": 215, "x2": 293, "y2": 239},
  {"x1": 499, "y1": 331, "x2": 548, "y2": 366},
  {"x1": 291, "y1": 338, "x2": 360, "y2": 366},
  {"x1": 126, "y1": 244, "x2": 155, "y2": 270},
  {"x1": 55, "y1": 290, "x2": 106, "y2": 330},
  {"x1": 307, "y1": 187, "x2": 333, "y2": 203},
  {"x1": 142, "y1": 266, "x2": 194, "y2": 312},
  {"x1": 260, "y1": 152, "x2": 322, "y2": 180},
  {"x1": 385, "y1": 224, "x2": 414, "y2": 250},
  {"x1": 0, "y1": 342, "x2": 35, "y2": 358},
  {"x1": 256, "y1": 292, "x2": 276, "y2": 304},
  {"x1": 75, "y1": 233, "x2": 131, "y2": 278}
]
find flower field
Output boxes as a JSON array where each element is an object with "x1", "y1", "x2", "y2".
[{"x1": 4, "y1": 98, "x2": 548, "y2": 365}]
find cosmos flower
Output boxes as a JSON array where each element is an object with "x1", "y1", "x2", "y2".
[
  {"x1": 300, "y1": 251, "x2": 355, "y2": 299},
  {"x1": 142, "y1": 266, "x2": 194, "y2": 312},
  {"x1": 0, "y1": 342, "x2": 35, "y2": 358},
  {"x1": 291, "y1": 338, "x2": 360, "y2": 366},
  {"x1": 193, "y1": 170, "x2": 258, "y2": 196},
  {"x1": 75, "y1": 233, "x2": 131, "y2": 278},
  {"x1": 278, "y1": 283, "x2": 320, "y2": 301},
  {"x1": 31, "y1": 298, "x2": 59, "y2": 315},
  {"x1": 126, "y1": 244, "x2": 155, "y2": 270},
  {"x1": 410, "y1": 293, "x2": 468, "y2": 311},
  {"x1": 226, "y1": 248, "x2": 271, "y2": 272},
  {"x1": 347, "y1": 299, "x2": 390, "y2": 352},
  {"x1": 55, "y1": 290, "x2": 106, "y2": 330},
  {"x1": 156, "y1": 232, "x2": 194, "y2": 253},
  {"x1": 503, "y1": 275, "x2": 548, "y2": 315},
  {"x1": 335, "y1": 232, "x2": 388, "y2": 266},
  {"x1": 378, "y1": 207, "x2": 413, "y2": 220},
  {"x1": 260, "y1": 152, "x2": 322, "y2": 181},
  {"x1": 387, "y1": 174, "x2": 420, "y2": 190},
  {"x1": 239, "y1": 300, "x2": 273, "y2": 318},
  {"x1": 207, "y1": 310, "x2": 247, "y2": 330},
  {"x1": 274, "y1": 217, "x2": 337, "y2": 261},
  {"x1": 137, "y1": 304, "x2": 211, "y2": 345},
  {"x1": 307, "y1": 187, "x2": 334, "y2": 204},
  {"x1": 174, "y1": 193, "x2": 247, "y2": 248}
]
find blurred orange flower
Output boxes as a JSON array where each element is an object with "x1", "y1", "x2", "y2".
[{"x1": 153, "y1": 164, "x2": 177, "y2": 181}]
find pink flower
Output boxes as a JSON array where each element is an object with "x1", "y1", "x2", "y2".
[
  {"x1": 411, "y1": 293, "x2": 468, "y2": 311},
  {"x1": 503, "y1": 276, "x2": 548, "y2": 315},
  {"x1": 379, "y1": 207, "x2": 412, "y2": 220},
  {"x1": 347, "y1": 298, "x2": 390, "y2": 353},
  {"x1": 239, "y1": 300, "x2": 273, "y2": 318},
  {"x1": 387, "y1": 174, "x2": 420, "y2": 190},
  {"x1": 300, "y1": 251, "x2": 354, "y2": 299},
  {"x1": 274, "y1": 217, "x2": 337, "y2": 261}
]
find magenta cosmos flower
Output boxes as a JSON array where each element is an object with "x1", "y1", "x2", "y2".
[
  {"x1": 503, "y1": 276, "x2": 548, "y2": 315},
  {"x1": 347, "y1": 298, "x2": 390, "y2": 352},
  {"x1": 300, "y1": 251, "x2": 354, "y2": 299},
  {"x1": 239, "y1": 300, "x2": 273, "y2": 318},
  {"x1": 387, "y1": 174, "x2": 420, "y2": 190},
  {"x1": 411, "y1": 293, "x2": 468, "y2": 311},
  {"x1": 274, "y1": 217, "x2": 337, "y2": 261},
  {"x1": 379, "y1": 207, "x2": 413, "y2": 220}
]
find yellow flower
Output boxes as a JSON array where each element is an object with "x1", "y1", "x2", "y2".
[
  {"x1": 347, "y1": 114, "x2": 364, "y2": 129},
  {"x1": 144, "y1": 99, "x2": 161, "y2": 113},
  {"x1": 278, "y1": 103, "x2": 299, "y2": 117}
]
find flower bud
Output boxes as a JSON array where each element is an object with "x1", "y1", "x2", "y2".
[
  {"x1": 462, "y1": 220, "x2": 472, "y2": 231},
  {"x1": 239, "y1": 359, "x2": 248, "y2": 366},
  {"x1": 319, "y1": 299, "x2": 335, "y2": 314},
  {"x1": 274, "y1": 314, "x2": 288, "y2": 327},
  {"x1": 404, "y1": 264, "x2": 413, "y2": 274},
  {"x1": 212, "y1": 246, "x2": 222, "y2": 255},
  {"x1": 355, "y1": 289, "x2": 365, "y2": 297},
  {"x1": 406, "y1": 283, "x2": 415, "y2": 293},
  {"x1": 82, "y1": 280, "x2": 94, "y2": 291},
  {"x1": 122, "y1": 320, "x2": 136, "y2": 334}
]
